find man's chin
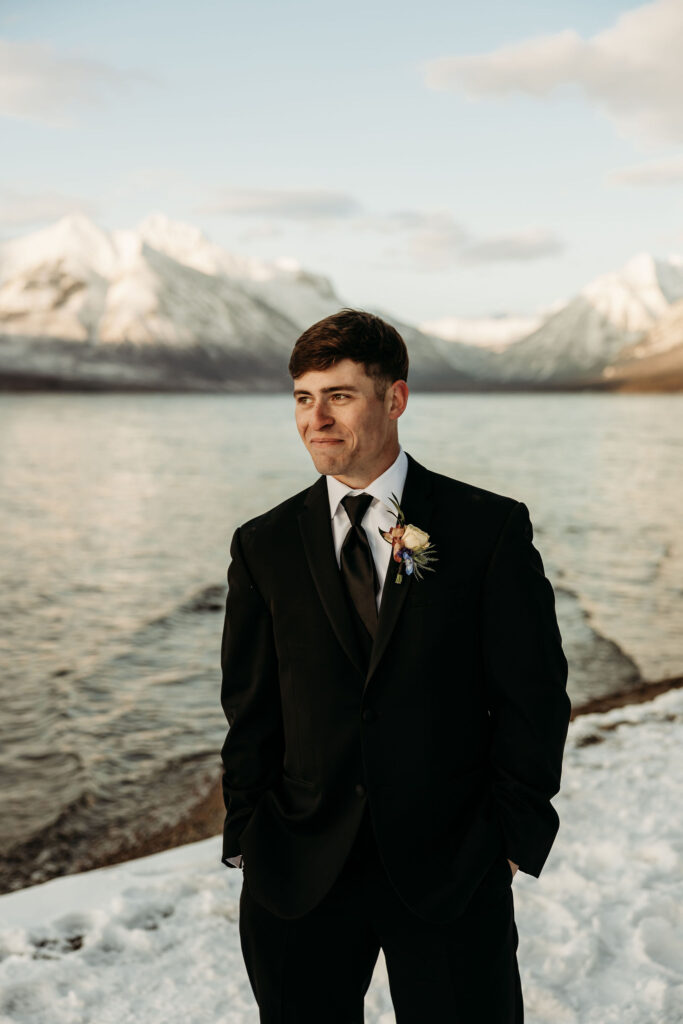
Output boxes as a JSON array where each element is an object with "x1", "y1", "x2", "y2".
[{"x1": 307, "y1": 445, "x2": 348, "y2": 475}]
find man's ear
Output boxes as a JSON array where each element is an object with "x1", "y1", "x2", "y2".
[{"x1": 388, "y1": 380, "x2": 409, "y2": 420}]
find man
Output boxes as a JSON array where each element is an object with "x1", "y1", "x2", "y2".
[{"x1": 220, "y1": 309, "x2": 570, "y2": 1022}]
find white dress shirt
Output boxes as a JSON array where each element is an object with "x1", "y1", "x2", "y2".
[
  {"x1": 326, "y1": 446, "x2": 408, "y2": 610},
  {"x1": 225, "y1": 447, "x2": 409, "y2": 869}
]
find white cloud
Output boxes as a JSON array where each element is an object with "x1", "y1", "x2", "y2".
[
  {"x1": 0, "y1": 187, "x2": 99, "y2": 227},
  {"x1": 389, "y1": 211, "x2": 469, "y2": 271},
  {"x1": 423, "y1": 0, "x2": 683, "y2": 145},
  {"x1": 355, "y1": 210, "x2": 466, "y2": 269},
  {"x1": 365, "y1": 210, "x2": 562, "y2": 270},
  {"x1": 460, "y1": 228, "x2": 564, "y2": 263},
  {"x1": 608, "y1": 153, "x2": 683, "y2": 184},
  {"x1": 0, "y1": 38, "x2": 154, "y2": 126},
  {"x1": 198, "y1": 187, "x2": 562, "y2": 270},
  {"x1": 236, "y1": 222, "x2": 285, "y2": 242},
  {"x1": 198, "y1": 187, "x2": 361, "y2": 220}
]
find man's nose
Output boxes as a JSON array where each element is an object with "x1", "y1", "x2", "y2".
[{"x1": 310, "y1": 401, "x2": 334, "y2": 429}]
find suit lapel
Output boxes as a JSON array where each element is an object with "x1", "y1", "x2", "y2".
[
  {"x1": 298, "y1": 475, "x2": 366, "y2": 676},
  {"x1": 364, "y1": 453, "x2": 435, "y2": 690}
]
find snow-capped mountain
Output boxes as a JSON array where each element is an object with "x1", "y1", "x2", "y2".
[
  {"x1": 600, "y1": 297, "x2": 683, "y2": 390},
  {"x1": 0, "y1": 212, "x2": 341, "y2": 349},
  {"x1": 618, "y1": 292, "x2": 683, "y2": 360},
  {"x1": 0, "y1": 213, "x2": 470, "y2": 390},
  {"x1": 1, "y1": 214, "x2": 682, "y2": 391},
  {"x1": 490, "y1": 253, "x2": 683, "y2": 383},
  {"x1": 583, "y1": 252, "x2": 683, "y2": 331}
]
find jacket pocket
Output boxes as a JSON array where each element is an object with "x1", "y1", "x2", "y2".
[{"x1": 282, "y1": 770, "x2": 316, "y2": 788}]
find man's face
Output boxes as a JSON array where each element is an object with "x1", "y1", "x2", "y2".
[{"x1": 293, "y1": 358, "x2": 408, "y2": 485}]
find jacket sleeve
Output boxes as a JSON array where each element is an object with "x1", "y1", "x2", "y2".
[
  {"x1": 481, "y1": 500, "x2": 571, "y2": 877},
  {"x1": 219, "y1": 526, "x2": 284, "y2": 865}
]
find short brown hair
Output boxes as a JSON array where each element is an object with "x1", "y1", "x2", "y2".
[{"x1": 288, "y1": 308, "x2": 409, "y2": 397}]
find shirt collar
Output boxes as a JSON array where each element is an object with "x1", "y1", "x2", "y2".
[{"x1": 326, "y1": 446, "x2": 408, "y2": 520}]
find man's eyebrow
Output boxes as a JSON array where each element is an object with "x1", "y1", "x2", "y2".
[{"x1": 292, "y1": 385, "x2": 361, "y2": 397}]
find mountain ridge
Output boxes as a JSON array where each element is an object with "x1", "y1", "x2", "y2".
[{"x1": 1, "y1": 214, "x2": 681, "y2": 392}]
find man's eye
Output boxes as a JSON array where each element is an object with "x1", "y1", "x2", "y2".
[{"x1": 331, "y1": 393, "x2": 349, "y2": 401}]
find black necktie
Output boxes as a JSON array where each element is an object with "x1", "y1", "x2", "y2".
[{"x1": 340, "y1": 492, "x2": 379, "y2": 644}]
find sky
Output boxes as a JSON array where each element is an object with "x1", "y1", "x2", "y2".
[{"x1": 1, "y1": 0, "x2": 683, "y2": 323}]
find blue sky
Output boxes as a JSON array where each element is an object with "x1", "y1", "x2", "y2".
[{"x1": 1, "y1": 0, "x2": 682, "y2": 321}]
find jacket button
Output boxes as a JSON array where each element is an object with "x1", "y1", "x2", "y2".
[
  {"x1": 354, "y1": 783, "x2": 366, "y2": 797},
  {"x1": 362, "y1": 708, "x2": 375, "y2": 722}
]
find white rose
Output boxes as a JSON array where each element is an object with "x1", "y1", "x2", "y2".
[{"x1": 401, "y1": 524, "x2": 429, "y2": 552}]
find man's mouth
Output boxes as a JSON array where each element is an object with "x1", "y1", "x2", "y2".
[{"x1": 310, "y1": 438, "x2": 344, "y2": 445}]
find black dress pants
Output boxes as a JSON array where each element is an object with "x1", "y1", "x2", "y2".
[{"x1": 238, "y1": 806, "x2": 524, "y2": 1023}]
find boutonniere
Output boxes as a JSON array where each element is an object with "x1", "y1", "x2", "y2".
[{"x1": 379, "y1": 492, "x2": 438, "y2": 584}]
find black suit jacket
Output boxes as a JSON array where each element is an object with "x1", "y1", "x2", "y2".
[{"x1": 219, "y1": 452, "x2": 571, "y2": 922}]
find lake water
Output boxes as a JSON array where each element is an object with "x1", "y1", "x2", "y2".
[{"x1": 0, "y1": 392, "x2": 681, "y2": 890}]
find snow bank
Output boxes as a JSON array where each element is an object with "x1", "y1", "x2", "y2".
[{"x1": 1, "y1": 688, "x2": 682, "y2": 1024}]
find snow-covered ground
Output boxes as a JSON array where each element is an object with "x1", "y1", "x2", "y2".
[{"x1": 1, "y1": 688, "x2": 682, "y2": 1024}]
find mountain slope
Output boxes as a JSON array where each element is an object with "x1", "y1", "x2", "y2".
[
  {"x1": 600, "y1": 297, "x2": 683, "y2": 391},
  {"x1": 488, "y1": 253, "x2": 683, "y2": 383},
  {"x1": 0, "y1": 214, "x2": 470, "y2": 391},
  {"x1": 1, "y1": 215, "x2": 682, "y2": 391}
]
